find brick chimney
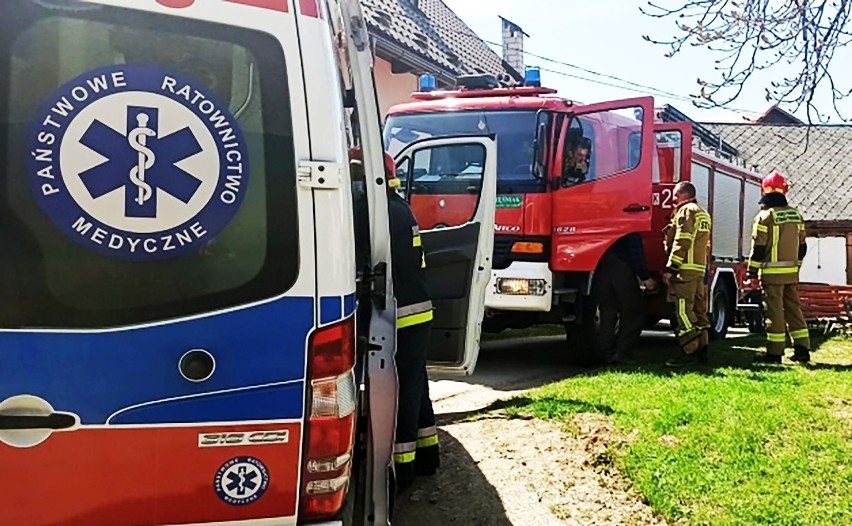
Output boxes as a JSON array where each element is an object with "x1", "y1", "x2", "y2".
[{"x1": 500, "y1": 16, "x2": 527, "y2": 75}]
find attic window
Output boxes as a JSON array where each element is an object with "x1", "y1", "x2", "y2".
[{"x1": 413, "y1": 31, "x2": 429, "y2": 50}]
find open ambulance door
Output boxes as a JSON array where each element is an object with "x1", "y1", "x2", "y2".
[
  {"x1": 550, "y1": 97, "x2": 656, "y2": 271},
  {"x1": 394, "y1": 136, "x2": 497, "y2": 376}
]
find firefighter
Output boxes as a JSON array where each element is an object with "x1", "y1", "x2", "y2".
[
  {"x1": 748, "y1": 170, "x2": 811, "y2": 364},
  {"x1": 662, "y1": 182, "x2": 712, "y2": 367},
  {"x1": 384, "y1": 153, "x2": 439, "y2": 489}
]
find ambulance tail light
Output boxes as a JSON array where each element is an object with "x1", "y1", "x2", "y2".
[{"x1": 299, "y1": 317, "x2": 358, "y2": 523}]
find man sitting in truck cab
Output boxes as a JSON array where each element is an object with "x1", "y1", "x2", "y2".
[{"x1": 561, "y1": 129, "x2": 592, "y2": 187}]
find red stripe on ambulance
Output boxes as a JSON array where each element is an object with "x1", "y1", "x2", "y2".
[
  {"x1": 0, "y1": 423, "x2": 301, "y2": 526},
  {"x1": 226, "y1": 0, "x2": 290, "y2": 12}
]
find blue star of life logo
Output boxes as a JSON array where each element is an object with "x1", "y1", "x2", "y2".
[
  {"x1": 215, "y1": 456, "x2": 270, "y2": 506},
  {"x1": 79, "y1": 106, "x2": 203, "y2": 218},
  {"x1": 27, "y1": 64, "x2": 250, "y2": 261}
]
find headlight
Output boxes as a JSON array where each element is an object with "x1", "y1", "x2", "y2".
[{"x1": 496, "y1": 278, "x2": 547, "y2": 296}]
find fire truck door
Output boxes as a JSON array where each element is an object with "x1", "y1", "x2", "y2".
[
  {"x1": 394, "y1": 136, "x2": 497, "y2": 376},
  {"x1": 648, "y1": 122, "x2": 694, "y2": 272},
  {"x1": 550, "y1": 97, "x2": 655, "y2": 271}
]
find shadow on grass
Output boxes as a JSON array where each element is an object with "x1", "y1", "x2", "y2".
[{"x1": 591, "y1": 332, "x2": 852, "y2": 378}]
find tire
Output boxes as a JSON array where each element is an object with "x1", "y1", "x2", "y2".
[
  {"x1": 710, "y1": 283, "x2": 731, "y2": 340},
  {"x1": 743, "y1": 291, "x2": 766, "y2": 334},
  {"x1": 563, "y1": 263, "x2": 626, "y2": 367}
]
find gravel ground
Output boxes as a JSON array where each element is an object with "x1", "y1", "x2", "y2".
[{"x1": 390, "y1": 331, "x2": 682, "y2": 525}]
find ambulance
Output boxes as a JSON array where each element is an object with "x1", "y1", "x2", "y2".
[{"x1": 0, "y1": 1, "x2": 497, "y2": 525}]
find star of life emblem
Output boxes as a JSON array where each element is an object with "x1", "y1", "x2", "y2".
[
  {"x1": 214, "y1": 456, "x2": 270, "y2": 506},
  {"x1": 28, "y1": 65, "x2": 249, "y2": 260}
]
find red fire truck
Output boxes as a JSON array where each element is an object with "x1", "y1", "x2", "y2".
[{"x1": 384, "y1": 71, "x2": 764, "y2": 364}]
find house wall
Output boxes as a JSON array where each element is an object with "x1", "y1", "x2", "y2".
[
  {"x1": 374, "y1": 57, "x2": 418, "y2": 120},
  {"x1": 800, "y1": 236, "x2": 849, "y2": 285}
]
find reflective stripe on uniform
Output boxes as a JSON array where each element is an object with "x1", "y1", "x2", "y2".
[
  {"x1": 397, "y1": 300, "x2": 433, "y2": 318},
  {"x1": 755, "y1": 224, "x2": 768, "y2": 233},
  {"x1": 417, "y1": 435, "x2": 439, "y2": 448},
  {"x1": 394, "y1": 442, "x2": 417, "y2": 464},
  {"x1": 670, "y1": 254, "x2": 684, "y2": 265},
  {"x1": 790, "y1": 329, "x2": 809, "y2": 340},
  {"x1": 677, "y1": 298, "x2": 693, "y2": 333},
  {"x1": 417, "y1": 425, "x2": 438, "y2": 438},
  {"x1": 767, "y1": 332, "x2": 786, "y2": 343},
  {"x1": 771, "y1": 226, "x2": 780, "y2": 262},
  {"x1": 413, "y1": 235, "x2": 422, "y2": 247},
  {"x1": 397, "y1": 310, "x2": 434, "y2": 329},
  {"x1": 748, "y1": 260, "x2": 762, "y2": 269},
  {"x1": 762, "y1": 267, "x2": 798, "y2": 275},
  {"x1": 676, "y1": 232, "x2": 694, "y2": 240},
  {"x1": 680, "y1": 263, "x2": 706, "y2": 272},
  {"x1": 763, "y1": 261, "x2": 798, "y2": 268}
]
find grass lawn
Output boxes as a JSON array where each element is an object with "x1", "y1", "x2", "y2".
[{"x1": 500, "y1": 333, "x2": 852, "y2": 526}]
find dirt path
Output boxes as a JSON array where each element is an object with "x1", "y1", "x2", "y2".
[{"x1": 391, "y1": 332, "x2": 679, "y2": 526}]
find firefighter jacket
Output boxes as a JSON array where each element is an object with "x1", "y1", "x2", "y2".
[
  {"x1": 748, "y1": 205, "x2": 807, "y2": 285},
  {"x1": 388, "y1": 192, "x2": 433, "y2": 329},
  {"x1": 663, "y1": 199, "x2": 712, "y2": 279}
]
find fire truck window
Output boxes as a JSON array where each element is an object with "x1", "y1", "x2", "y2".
[
  {"x1": 383, "y1": 110, "x2": 537, "y2": 182},
  {"x1": 655, "y1": 130, "x2": 684, "y2": 183},
  {"x1": 408, "y1": 144, "x2": 485, "y2": 229},
  {"x1": 561, "y1": 106, "x2": 643, "y2": 187},
  {"x1": 1, "y1": 4, "x2": 297, "y2": 329}
]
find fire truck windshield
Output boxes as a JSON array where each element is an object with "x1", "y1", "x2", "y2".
[{"x1": 384, "y1": 110, "x2": 538, "y2": 185}]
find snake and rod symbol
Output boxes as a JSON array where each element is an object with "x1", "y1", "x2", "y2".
[{"x1": 128, "y1": 113, "x2": 156, "y2": 206}]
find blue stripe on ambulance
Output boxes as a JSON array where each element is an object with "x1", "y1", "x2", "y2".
[{"x1": 0, "y1": 296, "x2": 314, "y2": 425}]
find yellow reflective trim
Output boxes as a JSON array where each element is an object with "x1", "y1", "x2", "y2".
[
  {"x1": 748, "y1": 260, "x2": 762, "y2": 269},
  {"x1": 417, "y1": 435, "x2": 439, "y2": 448},
  {"x1": 755, "y1": 224, "x2": 768, "y2": 233},
  {"x1": 676, "y1": 232, "x2": 694, "y2": 240},
  {"x1": 397, "y1": 310, "x2": 434, "y2": 329},
  {"x1": 670, "y1": 255, "x2": 684, "y2": 264},
  {"x1": 761, "y1": 267, "x2": 798, "y2": 275},
  {"x1": 677, "y1": 298, "x2": 693, "y2": 333},
  {"x1": 790, "y1": 329, "x2": 809, "y2": 340},
  {"x1": 394, "y1": 452, "x2": 416, "y2": 464},
  {"x1": 421, "y1": 254, "x2": 426, "y2": 269},
  {"x1": 767, "y1": 332, "x2": 787, "y2": 343},
  {"x1": 771, "y1": 226, "x2": 780, "y2": 262},
  {"x1": 680, "y1": 263, "x2": 706, "y2": 272},
  {"x1": 413, "y1": 235, "x2": 422, "y2": 247}
]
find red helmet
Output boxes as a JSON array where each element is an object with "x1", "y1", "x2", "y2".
[
  {"x1": 761, "y1": 170, "x2": 789, "y2": 195},
  {"x1": 384, "y1": 152, "x2": 400, "y2": 189}
]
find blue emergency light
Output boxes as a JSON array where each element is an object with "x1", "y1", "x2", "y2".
[
  {"x1": 418, "y1": 74, "x2": 437, "y2": 92},
  {"x1": 524, "y1": 66, "x2": 541, "y2": 87}
]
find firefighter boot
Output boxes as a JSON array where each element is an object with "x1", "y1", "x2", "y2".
[
  {"x1": 415, "y1": 443, "x2": 440, "y2": 477},
  {"x1": 753, "y1": 352, "x2": 782, "y2": 364},
  {"x1": 791, "y1": 345, "x2": 811, "y2": 364}
]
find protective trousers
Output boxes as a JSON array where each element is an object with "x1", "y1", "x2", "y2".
[
  {"x1": 668, "y1": 276, "x2": 709, "y2": 354},
  {"x1": 762, "y1": 283, "x2": 810, "y2": 356},
  {"x1": 393, "y1": 321, "x2": 438, "y2": 487},
  {"x1": 595, "y1": 252, "x2": 645, "y2": 359}
]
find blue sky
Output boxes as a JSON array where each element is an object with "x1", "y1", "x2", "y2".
[{"x1": 442, "y1": 0, "x2": 848, "y2": 124}]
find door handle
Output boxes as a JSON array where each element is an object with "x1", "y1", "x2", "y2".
[
  {"x1": 623, "y1": 204, "x2": 650, "y2": 213},
  {"x1": 0, "y1": 413, "x2": 76, "y2": 431}
]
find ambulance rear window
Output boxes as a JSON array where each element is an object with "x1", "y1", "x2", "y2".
[{"x1": 0, "y1": 2, "x2": 298, "y2": 329}]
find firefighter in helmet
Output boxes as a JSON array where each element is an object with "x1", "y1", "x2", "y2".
[
  {"x1": 384, "y1": 153, "x2": 439, "y2": 489},
  {"x1": 748, "y1": 170, "x2": 810, "y2": 363},
  {"x1": 662, "y1": 181, "x2": 713, "y2": 367}
]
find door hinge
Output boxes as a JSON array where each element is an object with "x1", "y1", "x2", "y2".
[{"x1": 297, "y1": 161, "x2": 343, "y2": 190}]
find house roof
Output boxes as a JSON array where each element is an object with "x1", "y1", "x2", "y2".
[
  {"x1": 361, "y1": 0, "x2": 521, "y2": 83},
  {"x1": 704, "y1": 123, "x2": 852, "y2": 223}
]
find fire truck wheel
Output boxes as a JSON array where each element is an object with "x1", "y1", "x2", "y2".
[{"x1": 710, "y1": 284, "x2": 732, "y2": 340}]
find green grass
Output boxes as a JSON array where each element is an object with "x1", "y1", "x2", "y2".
[{"x1": 500, "y1": 335, "x2": 852, "y2": 526}]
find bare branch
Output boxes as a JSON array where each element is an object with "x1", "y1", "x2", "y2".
[{"x1": 643, "y1": 0, "x2": 852, "y2": 122}]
